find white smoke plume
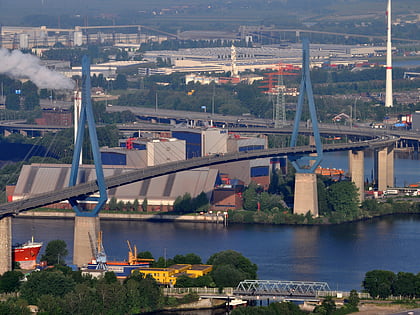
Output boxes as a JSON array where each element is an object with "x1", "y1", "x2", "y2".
[{"x1": 0, "y1": 48, "x2": 75, "y2": 90}]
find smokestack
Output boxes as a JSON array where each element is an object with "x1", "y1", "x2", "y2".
[
  {"x1": 385, "y1": 0, "x2": 393, "y2": 108},
  {"x1": 73, "y1": 89, "x2": 82, "y2": 165}
]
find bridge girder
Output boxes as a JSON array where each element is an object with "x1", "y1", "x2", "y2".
[{"x1": 234, "y1": 280, "x2": 331, "y2": 297}]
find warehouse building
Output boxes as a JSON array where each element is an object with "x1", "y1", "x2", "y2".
[{"x1": 11, "y1": 164, "x2": 218, "y2": 211}]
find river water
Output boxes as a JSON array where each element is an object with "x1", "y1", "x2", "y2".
[
  {"x1": 12, "y1": 214, "x2": 420, "y2": 292},
  {"x1": 11, "y1": 151, "x2": 420, "y2": 292}
]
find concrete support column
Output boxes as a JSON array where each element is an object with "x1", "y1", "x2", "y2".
[
  {"x1": 73, "y1": 216, "x2": 100, "y2": 267},
  {"x1": 0, "y1": 217, "x2": 12, "y2": 274},
  {"x1": 376, "y1": 147, "x2": 388, "y2": 192},
  {"x1": 348, "y1": 150, "x2": 365, "y2": 203},
  {"x1": 293, "y1": 173, "x2": 318, "y2": 217},
  {"x1": 387, "y1": 146, "x2": 394, "y2": 188}
]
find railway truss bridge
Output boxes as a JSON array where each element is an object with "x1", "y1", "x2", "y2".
[{"x1": 233, "y1": 280, "x2": 331, "y2": 301}]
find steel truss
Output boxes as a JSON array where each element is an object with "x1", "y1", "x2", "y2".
[{"x1": 234, "y1": 280, "x2": 331, "y2": 297}]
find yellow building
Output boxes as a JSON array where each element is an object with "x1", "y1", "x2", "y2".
[
  {"x1": 137, "y1": 264, "x2": 213, "y2": 285},
  {"x1": 186, "y1": 265, "x2": 213, "y2": 278},
  {"x1": 137, "y1": 268, "x2": 177, "y2": 285}
]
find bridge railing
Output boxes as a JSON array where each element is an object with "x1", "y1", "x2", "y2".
[{"x1": 163, "y1": 287, "x2": 234, "y2": 295}]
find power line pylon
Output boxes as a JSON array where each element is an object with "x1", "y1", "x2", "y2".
[{"x1": 260, "y1": 63, "x2": 299, "y2": 127}]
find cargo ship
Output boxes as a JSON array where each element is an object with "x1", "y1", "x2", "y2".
[{"x1": 12, "y1": 237, "x2": 43, "y2": 270}]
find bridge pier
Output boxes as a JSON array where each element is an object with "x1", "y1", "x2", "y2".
[
  {"x1": 0, "y1": 217, "x2": 12, "y2": 274},
  {"x1": 375, "y1": 146, "x2": 394, "y2": 191},
  {"x1": 73, "y1": 216, "x2": 100, "y2": 267},
  {"x1": 348, "y1": 150, "x2": 364, "y2": 203},
  {"x1": 293, "y1": 173, "x2": 318, "y2": 217}
]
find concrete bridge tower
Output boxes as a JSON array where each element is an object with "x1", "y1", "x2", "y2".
[
  {"x1": 0, "y1": 217, "x2": 11, "y2": 274},
  {"x1": 289, "y1": 39, "x2": 323, "y2": 217},
  {"x1": 69, "y1": 56, "x2": 107, "y2": 266}
]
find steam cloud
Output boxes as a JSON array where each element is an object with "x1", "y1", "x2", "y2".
[{"x1": 0, "y1": 48, "x2": 75, "y2": 90}]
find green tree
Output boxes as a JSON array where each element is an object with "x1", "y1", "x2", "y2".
[
  {"x1": 37, "y1": 294, "x2": 64, "y2": 315},
  {"x1": 114, "y1": 74, "x2": 128, "y2": 90},
  {"x1": 0, "y1": 271, "x2": 24, "y2": 293},
  {"x1": 0, "y1": 299, "x2": 31, "y2": 315},
  {"x1": 21, "y1": 270, "x2": 75, "y2": 304},
  {"x1": 207, "y1": 250, "x2": 257, "y2": 287},
  {"x1": 108, "y1": 197, "x2": 118, "y2": 210},
  {"x1": 393, "y1": 272, "x2": 417, "y2": 298},
  {"x1": 242, "y1": 183, "x2": 259, "y2": 211},
  {"x1": 22, "y1": 81, "x2": 39, "y2": 110},
  {"x1": 124, "y1": 272, "x2": 162, "y2": 313},
  {"x1": 137, "y1": 251, "x2": 154, "y2": 260},
  {"x1": 326, "y1": 181, "x2": 359, "y2": 220},
  {"x1": 133, "y1": 199, "x2": 140, "y2": 211},
  {"x1": 62, "y1": 283, "x2": 100, "y2": 315},
  {"x1": 142, "y1": 198, "x2": 148, "y2": 212},
  {"x1": 40, "y1": 240, "x2": 68, "y2": 265},
  {"x1": 96, "y1": 281, "x2": 128, "y2": 314},
  {"x1": 347, "y1": 289, "x2": 360, "y2": 309},
  {"x1": 363, "y1": 270, "x2": 396, "y2": 299},
  {"x1": 173, "y1": 253, "x2": 202, "y2": 264},
  {"x1": 314, "y1": 296, "x2": 336, "y2": 314},
  {"x1": 5, "y1": 93, "x2": 20, "y2": 110}
]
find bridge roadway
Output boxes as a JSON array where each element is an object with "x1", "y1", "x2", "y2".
[
  {"x1": 0, "y1": 136, "x2": 397, "y2": 219},
  {"x1": 1, "y1": 120, "x2": 417, "y2": 142}
]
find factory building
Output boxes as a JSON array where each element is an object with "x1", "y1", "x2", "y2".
[
  {"x1": 11, "y1": 164, "x2": 218, "y2": 211},
  {"x1": 209, "y1": 133, "x2": 272, "y2": 190},
  {"x1": 137, "y1": 264, "x2": 212, "y2": 285},
  {"x1": 101, "y1": 137, "x2": 186, "y2": 167},
  {"x1": 35, "y1": 108, "x2": 73, "y2": 126},
  {"x1": 171, "y1": 127, "x2": 228, "y2": 159}
]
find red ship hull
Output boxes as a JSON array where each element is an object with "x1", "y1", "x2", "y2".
[{"x1": 12, "y1": 240, "x2": 42, "y2": 270}]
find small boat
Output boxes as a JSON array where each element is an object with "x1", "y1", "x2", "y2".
[{"x1": 12, "y1": 237, "x2": 43, "y2": 270}]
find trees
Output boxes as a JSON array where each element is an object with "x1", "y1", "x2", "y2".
[
  {"x1": 114, "y1": 74, "x2": 128, "y2": 90},
  {"x1": 22, "y1": 81, "x2": 39, "y2": 110},
  {"x1": 207, "y1": 250, "x2": 257, "y2": 287},
  {"x1": 173, "y1": 253, "x2": 202, "y2": 265},
  {"x1": 326, "y1": 181, "x2": 359, "y2": 221},
  {"x1": 5, "y1": 93, "x2": 20, "y2": 110},
  {"x1": 0, "y1": 271, "x2": 24, "y2": 293},
  {"x1": 363, "y1": 270, "x2": 396, "y2": 298},
  {"x1": 142, "y1": 198, "x2": 148, "y2": 212},
  {"x1": 20, "y1": 270, "x2": 75, "y2": 304},
  {"x1": 40, "y1": 240, "x2": 68, "y2": 265}
]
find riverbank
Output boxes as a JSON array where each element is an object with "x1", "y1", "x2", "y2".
[
  {"x1": 17, "y1": 210, "x2": 226, "y2": 223},
  {"x1": 16, "y1": 206, "x2": 420, "y2": 226}
]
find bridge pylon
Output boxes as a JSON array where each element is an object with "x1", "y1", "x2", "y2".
[
  {"x1": 0, "y1": 217, "x2": 11, "y2": 274},
  {"x1": 69, "y1": 56, "x2": 107, "y2": 266},
  {"x1": 289, "y1": 39, "x2": 323, "y2": 217}
]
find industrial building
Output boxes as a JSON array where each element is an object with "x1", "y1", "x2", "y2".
[
  {"x1": 171, "y1": 127, "x2": 228, "y2": 158},
  {"x1": 101, "y1": 137, "x2": 186, "y2": 167},
  {"x1": 11, "y1": 164, "x2": 218, "y2": 211},
  {"x1": 138, "y1": 264, "x2": 212, "y2": 285}
]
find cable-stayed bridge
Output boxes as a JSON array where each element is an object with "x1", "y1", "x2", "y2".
[{"x1": 0, "y1": 136, "x2": 397, "y2": 219}]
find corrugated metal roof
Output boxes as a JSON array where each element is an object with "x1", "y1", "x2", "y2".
[{"x1": 14, "y1": 164, "x2": 218, "y2": 204}]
